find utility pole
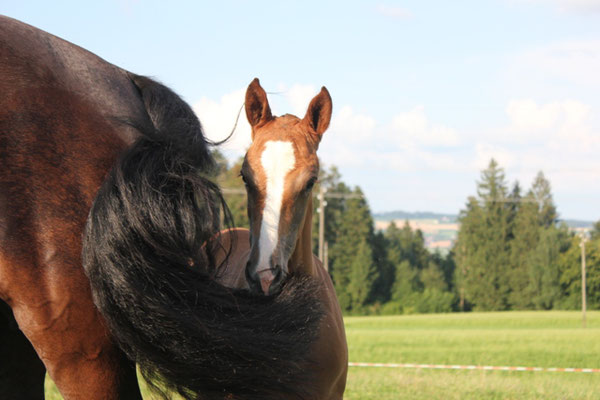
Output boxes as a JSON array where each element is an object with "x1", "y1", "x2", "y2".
[
  {"x1": 580, "y1": 233, "x2": 588, "y2": 329},
  {"x1": 324, "y1": 241, "x2": 329, "y2": 272},
  {"x1": 318, "y1": 185, "x2": 326, "y2": 261}
]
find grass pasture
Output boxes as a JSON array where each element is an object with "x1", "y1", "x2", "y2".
[
  {"x1": 45, "y1": 311, "x2": 600, "y2": 399},
  {"x1": 344, "y1": 311, "x2": 600, "y2": 399}
]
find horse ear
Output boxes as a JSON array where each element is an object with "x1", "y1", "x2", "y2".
[
  {"x1": 245, "y1": 78, "x2": 273, "y2": 137},
  {"x1": 303, "y1": 87, "x2": 332, "y2": 140}
]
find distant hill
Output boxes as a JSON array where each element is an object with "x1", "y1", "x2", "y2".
[
  {"x1": 559, "y1": 219, "x2": 595, "y2": 229},
  {"x1": 373, "y1": 211, "x2": 458, "y2": 223},
  {"x1": 373, "y1": 211, "x2": 595, "y2": 254},
  {"x1": 373, "y1": 211, "x2": 594, "y2": 230}
]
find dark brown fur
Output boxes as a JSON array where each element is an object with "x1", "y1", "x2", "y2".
[{"x1": 0, "y1": 16, "x2": 143, "y2": 399}]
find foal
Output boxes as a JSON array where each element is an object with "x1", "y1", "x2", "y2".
[{"x1": 217, "y1": 79, "x2": 348, "y2": 399}]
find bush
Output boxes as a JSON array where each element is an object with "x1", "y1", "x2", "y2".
[
  {"x1": 380, "y1": 301, "x2": 403, "y2": 315},
  {"x1": 379, "y1": 290, "x2": 456, "y2": 315},
  {"x1": 412, "y1": 289, "x2": 456, "y2": 313}
]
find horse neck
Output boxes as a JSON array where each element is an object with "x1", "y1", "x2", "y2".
[{"x1": 289, "y1": 195, "x2": 317, "y2": 277}]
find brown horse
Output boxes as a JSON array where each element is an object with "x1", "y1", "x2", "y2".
[
  {"x1": 1, "y1": 16, "x2": 346, "y2": 400},
  {"x1": 215, "y1": 79, "x2": 348, "y2": 398}
]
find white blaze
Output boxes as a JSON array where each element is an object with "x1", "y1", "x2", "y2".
[{"x1": 257, "y1": 141, "x2": 296, "y2": 272}]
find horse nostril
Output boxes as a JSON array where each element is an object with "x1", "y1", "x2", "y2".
[
  {"x1": 245, "y1": 265, "x2": 262, "y2": 294},
  {"x1": 268, "y1": 265, "x2": 286, "y2": 295}
]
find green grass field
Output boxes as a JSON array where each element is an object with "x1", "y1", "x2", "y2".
[{"x1": 45, "y1": 311, "x2": 600, "y2": 399}]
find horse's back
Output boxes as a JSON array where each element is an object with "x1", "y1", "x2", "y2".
[
  {"x1": 0, "y1": 15, "x2": 143, "y2": 301},
  {"x1": 0, "y1": 15, "x2": 146, "y2": 132}
]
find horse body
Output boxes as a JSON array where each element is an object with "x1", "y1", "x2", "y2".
[
  {"x1": 1, "y1": 16, "x2": 143, "y2": 399},
  {"x1": 217, "y1": 208, "x2": 347, "y2": 398},
  {"x1": 216, "y1": 78, "x2": 348, "y2": 398},
  {"x1": 1, "y1": 16, "x2": 346, "y2": 400}
]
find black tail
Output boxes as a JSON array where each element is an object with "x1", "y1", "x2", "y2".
[{"x1": 82, "y1": 75, "x2": 323, "y2": 400}]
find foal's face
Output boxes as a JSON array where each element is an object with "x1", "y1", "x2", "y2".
[{"x1": 242, "y1": 79, "x2": 332, "y2": 295}]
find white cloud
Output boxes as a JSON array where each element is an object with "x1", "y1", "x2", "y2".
[
  {"x1": 318, "y1": 106, "x2": 378, "y2": 168},
  {"x1": 501, "y1": 98, "x2": 598, "y2": 151},
  {"x1": 516, "y1": 0, "x2": 600, "y2": 13},
  {"x1": 513, "y1": 40, "x2": 600, "y2": 88},
  {"x1": 376, "y1": 4, "x2": 413, "y2": 19},
  {"x1": 473, "y1": 98, "x2": 600, "y2": 195},
  {"x1": 192, "y1": 88, "x2": 251, "y2": 159},
  {"x1": 473, "y1": 143, "x2": 517, "y2": 170},
  {"x1": 319, "y1": 104, "x2": 462, "y2": 172},
  {"x1": 330, "y1": 106, "x2": 377, "y2": 142},
  {"x1": 284, "y1": 84, "x2": 317, "y2": 117},
  {"x1": 391, "y1": 106, "x2": 460, "y2": 147},
  {"x1": 506, "y1": 99, "x2": 561, "y2": 132}
]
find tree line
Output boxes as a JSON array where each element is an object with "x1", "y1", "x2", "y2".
[
  {"x1": 455, "y1": 159, "x2": 600, "y2": 311},
  {"x1": 215, "y1": 151, "x2": 600, "y2": 314}
]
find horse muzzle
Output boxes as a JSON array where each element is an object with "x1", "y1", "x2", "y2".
[{"x1": 246, "y1": 263, "x2": 286, "y2": 295}]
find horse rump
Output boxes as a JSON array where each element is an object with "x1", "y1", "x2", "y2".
[{"x1": 82, "y1": 75, "x2": 323, "y2": 400}]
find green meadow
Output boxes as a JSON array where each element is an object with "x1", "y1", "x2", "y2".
[
  {"x1": 344, "y1": 311, "x2": 600, "y2": 399},
  {"x1": 46, "y1": 311, "x2": 600, "y2": 399}
]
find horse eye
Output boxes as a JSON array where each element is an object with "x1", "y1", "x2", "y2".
[{"x1": 305, "y1": 177, "x2": 317, "y2": 191}]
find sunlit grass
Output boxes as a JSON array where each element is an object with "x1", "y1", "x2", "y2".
[
  {"x1": 345, "y1": 311, "x2": 600, "y2": 399},
  {"x1": 46, "y1": 311, "x2": 600, "y2": 399}
]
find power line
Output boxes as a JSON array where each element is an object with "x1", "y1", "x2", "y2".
[
  {"x1": 477, "y1": 198, "x2": 548, "y2": 203},
  {"x1": 220, "y1": 187, "x2": 363, "y2": 199}
]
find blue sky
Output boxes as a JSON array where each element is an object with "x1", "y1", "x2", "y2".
[{"x1": 4, "y1": 1, "x2": 600, "y2": 220}]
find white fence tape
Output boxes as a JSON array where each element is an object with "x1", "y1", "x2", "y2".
[{"x1": 348, "y1": 362, "x2": 600, "y2": 373}]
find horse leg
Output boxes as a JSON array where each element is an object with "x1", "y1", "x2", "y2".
[
  {"x1": 1, "y1": 253, "x2": 142, "y2": 400},
  {"x1": 0, "y1": 299, "x2": 46, "y2": 400}
]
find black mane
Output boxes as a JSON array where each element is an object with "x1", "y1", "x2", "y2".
[{"x1": 82, "y1": 74, "x2": 323, "y2": 400}]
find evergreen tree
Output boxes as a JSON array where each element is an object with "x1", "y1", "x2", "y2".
[
  {"x1": 506, "y1": 181, "x2": 522, "y2": 242},
  {"x1": 587, "y1": 238, "x2": 600, "y2": 309},
  {"x1": 591, "y1": 220, "x2": 600, "y2": 240},
  {"x1": 508, "y1": 172, "x2": 559, "y2": 309},
  {"x1": 390, "y1": 260, "x2": 419, "y2": 302},
  {"x1": 508, "y1": 192, "x2": 539, "y2": 309},
  {"x1": 211, "y1": 149, "x2": 229, "y2": 178},
  {"x1": 216, "y1": 157, "x2": 249, "y2": 228},
  {"x1": 455, "y1": 159, "x2": 511, "y2": 311},
  {"x1": 526, "y1": 226, "x2": 565, "y2": 309},
  {"x1": 311, "y1": 165, "x2": 351, "y2": 262},
  {"x1": 386, "y1": 221, "x2": 422, "y2": 302},
  {"x1": 558, "y1": 233, "x2": 600, "y2": 310},
  {"x1": 382, "y1": 219, "x2": 459, "y2": 314},
  {"x1": 430, "y1": 250, "x2": 456, "y2": 292},
  {"x1": 394, "y1": 220, "x2": 429, "y2": 272},
  {"x1": 330, "y1": 187, "x2": 378, "y2": 311},
  {"x1": 477, "y1": 159, "x2": 507, "y2": 202},
  {"x1": 370, "y1": 230, "x2": 393, "y2": 303},
  {"x1": 347, "y1": 239, "x2": 378, "y2": 311},
  {"x1": 454, "y1": 196, "x2": 484, "y2": 311},
  {"x1": 421, "y1": 261, "x2": 448, "y2": 292},
  {"x1": 530, "y1": 171, "x2": 558, "y2": 227}
]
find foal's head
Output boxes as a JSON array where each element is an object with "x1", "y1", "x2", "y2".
[{"x1": 241, "y1": 79, "x2": 332, "y2": 295}]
